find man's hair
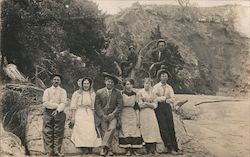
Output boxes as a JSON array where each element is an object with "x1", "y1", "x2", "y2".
[
  {"x1": 50, "y1": 74, "x2": 63, "y2": 81},
  {"x1": 157, "y1": 39, "x2": 166, "y2": 46}
]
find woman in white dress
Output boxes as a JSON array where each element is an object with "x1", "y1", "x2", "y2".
[
  {"x1": 137, "y1": 78, "x2": 162, "y2": 155},
  {"x1": 70, "y1": 78, "x2": 101, "y2": 154}
]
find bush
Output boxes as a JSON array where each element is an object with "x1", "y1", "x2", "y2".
[{"x1": 1, "y1": 0, "x2": 107, "y2": 79}]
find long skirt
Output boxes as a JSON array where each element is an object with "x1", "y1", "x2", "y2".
[
  {"x1": 139, "y1": 108, "x2": 162, "y2": 143},
  {"x1": 119, "y1": 107, "x2": 143, "y2": 148},
  {"x1": 71, "y1": 107, "x2": 102, "y2": 147}
]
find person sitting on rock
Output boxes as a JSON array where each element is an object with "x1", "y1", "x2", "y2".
[
  {"x1": 121, "y1": 45, "x2": 138, "y2": 78},
  {"x1": 149, "y1": 39, "x2": 184, "y2": 78},
  {"x1": 42, "y1": 74, "x2": 67, "y2": 157},
  {"x1": 94, "y1": 72, "x2": 123, "y2": 156}
]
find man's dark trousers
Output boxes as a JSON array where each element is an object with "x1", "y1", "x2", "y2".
[
  {"x1": 155, "y1": 102, "x2": 178, "y2": 151},
  {"x1": 43, "y1": 108, "x2": 66, "y2": 154}
]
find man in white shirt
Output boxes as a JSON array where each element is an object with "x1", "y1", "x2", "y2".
[
  {"x1": 153, "y1": 69, "x2": 183, "y2": 155},
  {"x1": 42, "y1": 74, "x2": 67, "y2": 157}
]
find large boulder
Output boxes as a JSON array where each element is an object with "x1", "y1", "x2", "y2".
[
  {"x1": 0, "y1": 124, "x2": 25, "y2": 157},
  {"x1": 26, "y1": 104, "x2": 82, "y2": 155}
]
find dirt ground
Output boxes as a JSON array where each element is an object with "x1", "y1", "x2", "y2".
[{"x1": 184, "y1": 99, "x2": 250, "y2": 157}]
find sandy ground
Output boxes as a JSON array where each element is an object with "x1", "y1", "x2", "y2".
[{"x1": 184, "y1": 99, "x2": 250, "y2": 157}]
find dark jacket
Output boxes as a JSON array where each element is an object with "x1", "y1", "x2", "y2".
[
  {"x1": 151, "y1": 49, "x2": 172, "y2": 63},
  {"x1": 94, "y1": 87, "x2": 123, "y2": 125}
]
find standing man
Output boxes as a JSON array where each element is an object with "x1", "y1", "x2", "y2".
[
  {"x1": 94, "y1": 72, "x2": 123, "y2": 156},
  {"x1": 42, "y1": 74, "x2": 67, "y2": 156},
  {"x1": 152, "y1": 69, "x2": 183, "y2": 155}
]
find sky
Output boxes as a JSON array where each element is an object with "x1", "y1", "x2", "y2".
[{"x1": 91, "y1": 0, "x2": 250, "y2": 15}]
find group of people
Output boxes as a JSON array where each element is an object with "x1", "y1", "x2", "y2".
[
  {"x1": 120, "y1": 38, "x2": 184, "y2": 81},
  {"x1": 42, "y1": 68, "x2": 183, "y2": 156}
]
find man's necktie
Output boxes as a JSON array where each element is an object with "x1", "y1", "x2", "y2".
[
  {"x1": 106, "y1": 90, "x2": 112, "y2": 108},
  {"x1": 158, "y1": 51, "x2": 162, "y2": 61},
  {"x1": 162, "y1": 85, "x2": 166, "y2": 96}
]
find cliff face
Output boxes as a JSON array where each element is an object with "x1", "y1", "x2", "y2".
[{"x1": 105, "y1": 4, "x2": 250, "y2": 96}]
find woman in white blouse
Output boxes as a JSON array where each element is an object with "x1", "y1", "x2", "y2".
[
  {"x1": 70, "y1": 78, "x2": 101, "y2": 154},
  {"x1": 137, "y1": 78, "x2": 162, "y2": 155}
]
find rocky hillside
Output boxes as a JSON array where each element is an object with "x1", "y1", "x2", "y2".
[{"x1": 105, "y1": 4, "x2": 250, "y2": 96}]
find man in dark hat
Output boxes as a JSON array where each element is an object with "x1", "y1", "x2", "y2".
[
  {"x1": 152, "y1": 69, "x2": 183, "y2": 155},
  {"x1": 149, "y1": 39, "x2": 171, "y2": 76},
  {"x1": 151, "y1": 39, "x2": 170, "y2": 62},
  {"x1": 94, "y1": 72, "x2": 123, "y2": 156},
  {"x1": 42, "y1": 74, "x2": 67, "y2": 156}
]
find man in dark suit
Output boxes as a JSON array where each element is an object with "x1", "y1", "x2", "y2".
[
  {"x1": 149, "y1": 39, "x2": 171, "y2": 76},
  {"x1": 151, "y1": 39, "x2": 171, "y2": 63},
  {"x1": 94, "y1": 72, "x2": 123, "y2": 156},
  {"x1": 149, "y1": 39, "x2": 184, "y2": 78}
]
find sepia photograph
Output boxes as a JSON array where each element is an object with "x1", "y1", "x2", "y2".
[{"x1": 0, "y1": 0, "x2": 249, "y2": 157}]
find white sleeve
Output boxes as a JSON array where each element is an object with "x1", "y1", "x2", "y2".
[
  {"x1": 57, "y1": 89, "x2": 67, "y2": 112},
  {"x1": 42, "y1": 89, "x2": 58, "y2": 108},
  {"x1": 91, "y1": 92, "x2": 96, "y2": 110},
  {"x1": 70, "y1": 91, "x2": 78, "y2": 110},
  {"x1": 166, "y1": 86, "x2": 175, "y2": 105}
]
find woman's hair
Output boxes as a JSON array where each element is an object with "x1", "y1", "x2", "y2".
[
  {"x1": 82, "y1": 77, "x2": 94, "y2": 92},
  {"x1": 143, "y1": 78, "x2": 154, "y2": 85},
  {"x1": 123, "y1": 78, "x2": 135, "y2": 86}
]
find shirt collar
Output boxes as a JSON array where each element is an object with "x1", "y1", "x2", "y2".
[
  {"x1": 51, "y1": 85, "x2": 60, "y2": 89},
  {"x1": 159, "y1": 82, "x2": 167, "y2": 86},
  {"x1": 105, "y1": 87, "x2": 113, "y2": 92}
]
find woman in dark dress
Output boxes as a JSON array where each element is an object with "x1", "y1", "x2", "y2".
[{"x1": 119, "y1": 79, "x2": 143, "y2": 156}]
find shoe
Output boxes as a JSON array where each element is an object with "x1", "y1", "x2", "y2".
[
  {"x1": 54, "y1": 152, "x2": 64, "y2": 157},
  {"x1": 133, "y1": 151, "x2": 141, "y2": 156},
  {"x1": 165, "y1": 147, "x2": 172, "y2": 154},
  {"x1": 44, "y1": 152, "x2": 54, "y2": 156},
  {"x1": 148, "y1": 152, "x2": 154, "y2": 156},
  {"x1": 108, "y1": 150, "x2": 114, "y2": 156},
  {"x1": 125, "y1": 150, "x2": 132, "y2": 156},
  {"x1": 100, "y1": 148, "x2": 108, "y2": 156},
  {"x1": 170, "y1": 149, "x2": 183, "y2": 155},
  {"x1": 153, "y1": 151, "x2": 159, "y2": 155}
]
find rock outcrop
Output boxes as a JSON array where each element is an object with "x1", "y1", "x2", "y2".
[
  {"x1": 0, "y1": 124, "x2": 25, "y2": 157},
  {"x1": 105, "y1": 4, "x2": 250, "y2": 96}
]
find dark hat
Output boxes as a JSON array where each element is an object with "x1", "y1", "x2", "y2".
[
  {"x1": 102, "y1": 72, "x2": 122, "y2": 85},
  {"x1": 157, "y1": 39, "x2": 166, "y2": 45},
  {"x1": 50, "y1": 73, "x2": 63, "y2": 81},
  {"x1": 128, "y1": 45, "x2": 135, "y2": 50},
  {"x1": 156, "y1": 69, "x2": 170, "y2": 79}
]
